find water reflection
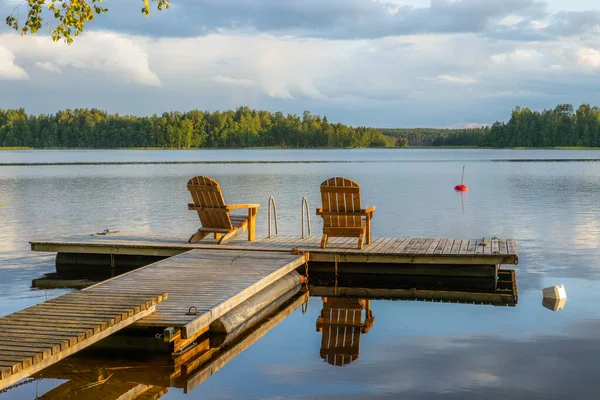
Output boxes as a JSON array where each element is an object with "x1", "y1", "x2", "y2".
[
  {"x1": 543, "y1": 297, "x2": 567, "y2": 311},
  {"x1": 316, "y1": 298, "x2": 375, "y2": 367}
]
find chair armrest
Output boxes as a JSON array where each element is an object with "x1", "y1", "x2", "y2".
[
  {"x1": 362, "y1": 206, "x2": 376, "y2": 214},
  {"x1": 226, "y1": 204, "x2": 260, "y2": 210},
  {"x1": 188, "y1": 204, "x2": 229, "y2": 212},
  {"x1": 317, "y1": 210, "x2": 373, "y2": 217}
]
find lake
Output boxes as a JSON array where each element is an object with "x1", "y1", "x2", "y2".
[{"x1": 1, "y1": 149, "x2": 600, "y2": 399}]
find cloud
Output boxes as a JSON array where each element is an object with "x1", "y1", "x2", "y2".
[
  {"x1": 545, "y1": 10, "x2": 600, "y2": 37},
  {"x1": 0, "y1": 45, "x2": 28, "y2": 80},
  {"x1": 34, "y1": 61, "x2": 62, "y2": 73},
  {"x1": 0, "y1": 32, "x2": 160, "y2": 86},
  {"x1": 27, "y1": 0, "x2": 549, "y2": 41},
  {"x1": 1, "y1": 28, "x2": 600, "y2": 127},
  {"x1": 212, "y1": 75, "x2": 258, "y2": 87},
  {"x1": 576, "y1": 48, "x2": 600, "y2": 69},
  {"x1": 436, "y1": 75, "x2": 478, "y2": 85}
]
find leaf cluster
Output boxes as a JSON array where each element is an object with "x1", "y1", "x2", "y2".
[{"x1": 5, "y1": 0, "x2": 170, "y2": 43}]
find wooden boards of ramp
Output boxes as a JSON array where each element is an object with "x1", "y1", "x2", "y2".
[
  {"x1": 0, "y1": 291, "x2": 167, "y2": 391},
  {"x1": 84, "y1": 249, "x2": 307, "y2": 339}
]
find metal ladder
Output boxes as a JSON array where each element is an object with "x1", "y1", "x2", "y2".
[
  {"x1": 302, "y1": 197, "x2": 312, "y2": 239},
  {"x1": 268, "y1": 196, "x2": 279, "y2": 238}
]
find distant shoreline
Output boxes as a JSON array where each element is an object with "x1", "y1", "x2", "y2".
[{"x1": 3, "y1": 146, "x2": 600, "y2": 151}]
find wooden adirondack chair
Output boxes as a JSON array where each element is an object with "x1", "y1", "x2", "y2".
[
  {"x1": 316, "y1": 177, "x2": 375, "y2": 249},
  {"x1": 187, "y1": 176, "x2": 259, "y2": 244}
]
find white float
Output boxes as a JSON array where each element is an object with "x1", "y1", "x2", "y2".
[
  {"x1": 543, "y1": 285, "x2": 567, "y2": 300},
  {"x1": 542, "y1": 285, "x2": 567, "y2": 311}
]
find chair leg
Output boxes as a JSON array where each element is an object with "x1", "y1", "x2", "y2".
[
  {"x1": 189, "y1": 231, "x2": 210, "y2": 243},
  {"x1": 365, "y1": 216, "x2": 371, "y2": 245},
  {"x1": 214, "y1": 233, "x2": 222, "y2": 240},
  {"x1": 248, "y1": 208, "x2": 257, "y2": 241},
  {"x1": 320, "y1": 235, "x2": 328, "y2": 249},
  {"x1": 218, "y1": 228, "x2": 241, "y2": 244},
  {"x1": 358, "y1": 233, "x2": 365, "y2": 249}
]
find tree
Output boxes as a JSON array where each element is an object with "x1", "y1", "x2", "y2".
[
  {"x1": 5, "y1": 0, "x2": 170, "y2": 44},
  {"x1": 395, "y1": 138, "x2": 409, "y2": 147}
]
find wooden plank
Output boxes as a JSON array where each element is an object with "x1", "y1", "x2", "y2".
[
  {"x1": 442, "y1": 239, "x2": 454, "y2": 255},
  {"x1": 434, "y1": 238, "x2": 447, "y2": 255},
  {"x1": 499, "y1": 240, "x2": 509, "y2": 255},
  {"x1": 475, "y1": 239, "x2": 484, "y2": 255},
  {"x1": 390, "y1": 238, "x2": 414, "y2": 254},
  {"x1": 423, "y1": 239, "x2": 438, "y2": 254}
]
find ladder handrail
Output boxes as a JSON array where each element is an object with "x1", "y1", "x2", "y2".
[
  {"x1": 268, "y1": 196, "x2": 279, "y2": 238},
  {"x1": 301, "y1": 197, "x2": 312, "y2": 239}
]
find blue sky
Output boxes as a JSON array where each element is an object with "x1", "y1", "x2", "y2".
[{"x1": 1, "y1": 0, "x2": 600, "y2": 127}]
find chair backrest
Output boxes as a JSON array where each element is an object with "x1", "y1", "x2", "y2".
[
  {"x1": 320, "y1": 177, "x2": 362, "y2": 229},
  {"x1": 187, "y1": 176, "x2": 232, "y2": 230}
]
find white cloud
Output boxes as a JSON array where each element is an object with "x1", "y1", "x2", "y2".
[
  {"x1": 436, "y1": 74, "x2": 478, "y2": 85},
  {"x1": 496, "y1": 15, "x2": 525, "y2": 26},
  {"x1": 530, "y1": 20, "x2": 549, "y2": 29},
  {"x1": 212, "y1": 75, "x2": 258, "y2": 87},
  {"x1": 0, "y1": 46, "x2": 28, "y2": 80},
  {"x1": 35, "y1": 61, "x2": 62, "y2": 73},
  {"x1": 577, "y1": 47, "x2": 600, "y2": 68},
  {"x1": 1, "y1": 32, "x2": 161, "y2": 86}
]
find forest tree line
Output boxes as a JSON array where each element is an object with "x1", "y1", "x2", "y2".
[
  {"x1": 1, "y1": 104, "x2": 599, "y2": 148},
  {"x1": 485, "y1": 104, "x2": 600, "y2": 148},
  {"x1": 0, "y1": 107, "x2": 398, "y2": 149},
  {"x1": 380, "y1": 127, "x2": 489, "y2": 146},
  {"x1": 382, "y1": 104, "x2": 600, "y2": 147}
]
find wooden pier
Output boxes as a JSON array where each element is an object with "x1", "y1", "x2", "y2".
[
  {"x1": 0, "y1": 291, "x2": 166, "y2": 390},
  {"x1": 31, "y1": 234, "x2": 519, "y2": 265},
  {"x1": 0, "y1": 232, "x2": 519, "y2": 390}
]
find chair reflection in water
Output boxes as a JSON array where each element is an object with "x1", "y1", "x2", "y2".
[{"x1": 316, "y1": 297, "x2": 375, "y2": 366}]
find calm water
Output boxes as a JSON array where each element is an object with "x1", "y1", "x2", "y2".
[{"x1": 1, "y1": 149, "x2": 600, "y2": 399}]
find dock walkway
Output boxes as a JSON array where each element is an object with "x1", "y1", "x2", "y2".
[
  {"x1": 84, "y1": 250, "x2": 306, "y2": 339},
  {"x1": 31, "y1": 234, "x2": 519, "y2": 265},
  {"x1": 0, "y1": 291, "x2": 166, "y2": 390}
]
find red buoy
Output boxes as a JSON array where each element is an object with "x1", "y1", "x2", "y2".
[{"x1": 454, "y1": 165, "x2": 469, "y2": 191}]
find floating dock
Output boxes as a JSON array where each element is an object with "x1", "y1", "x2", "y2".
[{"x1": 31, "y1": 234, "x2": 518, "y2": 265}]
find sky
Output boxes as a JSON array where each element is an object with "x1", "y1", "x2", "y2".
[{"x1": 1, "y1": 0, "x2": 600, "y2": 127}]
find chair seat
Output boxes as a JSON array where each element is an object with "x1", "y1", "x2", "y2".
[{"x1": 230, "y1": 214, "x2": 249, "y2": 227}]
